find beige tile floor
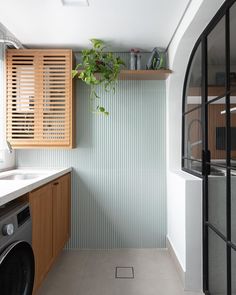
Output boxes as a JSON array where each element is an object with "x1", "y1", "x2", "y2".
[{"x1": 37, "y1": 249, "x2": 203, "y2": 295}]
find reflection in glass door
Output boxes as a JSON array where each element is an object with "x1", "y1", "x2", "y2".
[
  {"x1": 205, "y1": 3, "x2": 236, "y2": 295},
  {"x1": 206, "y1": 14, "x2": 228, "y2": 295},
  {"x1": 230, "y1": 3, "x2": 236, "y2": 295},
  {"x1": 182, "y1": 1, "x2": 236, "y2": 294}
]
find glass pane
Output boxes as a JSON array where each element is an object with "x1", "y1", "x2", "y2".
[
  {"x1": 183, "y1": 159, "x2": 202, "y2": 175},
  {"x1": 230, "y1": 94, "x2": 236, "y2": 164},
  {"x1": 208, "y1": 166, "x2": 226, "y2": 235},
  {"x1": 231, "y1": 170, "x2": 236, "y2": 245},
  {"x1": 230, "y1": 3, "x2": 236, "y2": 93},
  {"x1": 184, "y1": 108, "x2": 202, "y2": 161},
  {"x1": 230, "y1": 3, "x2": 236, "y2": 165},
  {"x1": 232, "y1": 248, "x2": 236, "y2": 294},
  {"x1": 185, "y1": 43, "x2": 202, "y2": 112},
  {"x1": 208, "y1": 97, "x2": 226, "y2": 166},
  {"x1": 208, "y1": 16, "x2": 226, "y2": 101},
  {"x1": 208, "y1": 228, "x2": 227, "y2": 295}
]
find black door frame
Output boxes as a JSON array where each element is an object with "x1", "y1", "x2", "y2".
[{"x1": 182, "y1": 0, "x2": 236, "y2": 294}]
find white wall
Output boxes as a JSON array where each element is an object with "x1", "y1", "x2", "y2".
[
  {"x1": 17, "y1": 77, "x2": 167, "y2": 249},
  {"x1": 0, "y1": 23, "x2": 19, "y2": 170},
  {"x1": 167, "y1": 170, "x2": 202, "y2": 290},
  {"x1": 0, "y1": 41, "x2": 15, "y2": 171},
  {"x1": 167, "y1": 171, "x2": 186, "y2": 270},
  {"x1": 166, "y1": 0, "x2": 225, "y2": 291}
]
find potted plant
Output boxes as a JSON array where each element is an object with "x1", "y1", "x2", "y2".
[{"x1": 72, "y1": 39, "x2": 125, "y2": 115}]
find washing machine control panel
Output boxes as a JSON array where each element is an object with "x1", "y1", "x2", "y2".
[{"x1": 2, "y1": 223, "x2": 14, "y2": 236}]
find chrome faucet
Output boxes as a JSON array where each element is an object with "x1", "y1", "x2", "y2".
[{"x1": 6, "y1": 140, "x2": 13, "y2": 154}]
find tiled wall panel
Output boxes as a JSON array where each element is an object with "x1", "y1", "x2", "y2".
[{"x1": 16, "y1": 54, "x2": 167, "y2": 249}]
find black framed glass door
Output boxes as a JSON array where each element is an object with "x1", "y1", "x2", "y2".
[{"x1": 182, "y1": 1, "x2": 236, "y2": 294}]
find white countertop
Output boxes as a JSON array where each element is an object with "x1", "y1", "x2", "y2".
[{"x1": 0, "y1": 167, "x2": 72, "y2": 206}]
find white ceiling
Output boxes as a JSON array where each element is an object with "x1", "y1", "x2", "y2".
[{"x1": 0, "y1": 0, "x2": 190, "y2": 51}]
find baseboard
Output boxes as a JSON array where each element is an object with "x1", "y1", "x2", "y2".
[{"x1": 166, "y1": 236, "x2": 185, "y2": 286}]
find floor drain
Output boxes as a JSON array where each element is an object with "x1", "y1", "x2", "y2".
[{"x1": 115, "y1": 267, "x2": 134, "y2": 279}]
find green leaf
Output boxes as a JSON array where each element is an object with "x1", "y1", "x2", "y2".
[
  {"x1": 75, "y1": 63, "x2": 82, "y2": 70},
  {"x1": 72, "y1": 70, "x2": 78, "y2": 78},
  {"x1": 94, "y1": 91, "x2": 100, "y2": 98},
  {"x1": 84, "y1": 77, "x2": 91, "y2": 84},
  {"x1": 78, "y1": 39, "x2": 125, "y2": 115},
  {"x1": 90, "y1": 39, "x2": 104, "y2": 49},
  {"x1": 99, "y1": 107, "x2": 105, "y2": 112},
  {"x1": 79, "y1": 72, "x2": 85, "y2": 79}
]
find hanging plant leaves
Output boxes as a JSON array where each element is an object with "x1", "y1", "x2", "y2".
[{"x1": 72, "y1": 39, "x2": 125, "y2": 115}]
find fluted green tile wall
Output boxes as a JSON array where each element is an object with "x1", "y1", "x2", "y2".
[{"x1": 16, "y1": 54, "x2": 167, "y2": 249}]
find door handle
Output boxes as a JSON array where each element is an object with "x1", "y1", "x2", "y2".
[{"x1": 202, "y1": 150, "x2": 211, "y2": 176}]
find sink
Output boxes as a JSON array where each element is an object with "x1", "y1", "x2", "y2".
[{"x1": 0, "y1": 173, "x2": 44, "y2": 180}]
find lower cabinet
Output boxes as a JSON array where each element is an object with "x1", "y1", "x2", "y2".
[
  {"x1": 29, "y1": 182, "x2": 53, "y2": 292},
  {"x1": 53, "y1": 174, "x2": 71, "y2": 258},
  {"x1": 29, "y1": 173, "x2": 71, "y2": 293}
]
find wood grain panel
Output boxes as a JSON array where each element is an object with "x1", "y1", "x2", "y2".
[
  {"x1": 118, "y1": 69, "x2": 172, "y2": 80},
  {"x1": 6, "y1": 49, "x2": 74, "y2": 148},
  {"x1": 77, "y1": 69, "x2": 172, "y2": 80},
  {"x1": 189, "y1": 86, "x2": 225, "y2": 96},
  {"x1": 52, "y1": 174, "x2": 71, "y2": 259},
  {"x1": 208, "y1": 103, "x2": 236, "y2": 159},
  {"x1": 29, "y1": 183, "x2": 53, "y2": 292},
  {"x1": 30, "y1": 173, "x2": 71, "y2": 293}
]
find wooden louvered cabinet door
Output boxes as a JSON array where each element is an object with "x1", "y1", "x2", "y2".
[
  {"x1": 6, "y1": 53, "x2": 37, "y2": 144},
  {"x1": 6, "y1": 49, "x2": 75, "y2": 148},
  {"x1": 41, "y1": 51, "x2": 73, "y2": 147}
]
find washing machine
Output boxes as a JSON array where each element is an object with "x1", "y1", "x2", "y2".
[{"x1": 0, "y1": 201, "x2": 35, "y2": 295}]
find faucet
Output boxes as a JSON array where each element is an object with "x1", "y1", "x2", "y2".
[{"x1": 6, "y1": 140, "x2": 13, "y2": 154}]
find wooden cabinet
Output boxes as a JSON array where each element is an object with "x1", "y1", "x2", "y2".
[
  {"x1": 29, "y1": 182, "x2": 53, "y2": 291},
  {"x1": 53, "y1": 174, "x2": 71, "y2": 258},
  {"x1": 6, "y1": 49, "x2": 75, "y2": 148},
  {"x1": 29, "y1": 173, "x2": 71, "y2": 292}
]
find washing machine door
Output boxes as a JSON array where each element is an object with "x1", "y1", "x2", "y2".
[{"x1": 0, "y1": 240, "x2": 35, "y2": 295}]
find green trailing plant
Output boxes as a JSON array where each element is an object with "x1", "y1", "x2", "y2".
[{"x1": 72, "y1": 39, "x2": 125, "y2": 115}]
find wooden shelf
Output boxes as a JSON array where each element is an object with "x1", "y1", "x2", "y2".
[
  {"x1": 118, "y1": 70, "x2": 172, "y2": 80},
  {"x1": 189, "y1": 86, "x2": 236, "y2": 96},
  {"x1": 188, "y1": 86, "x2": 224, "y2": 96},
  {"x1": 78, "y1": 69, "x2": 172, "y2": 81}
]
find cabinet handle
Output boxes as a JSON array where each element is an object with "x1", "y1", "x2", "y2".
[{"x1": 53, "y1": 182, "x2": 59, "y2": 186}]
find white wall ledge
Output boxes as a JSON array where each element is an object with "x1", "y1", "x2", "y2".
[{"x1": 169, "y1": 169, "x2": 202, "y2": 181}]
